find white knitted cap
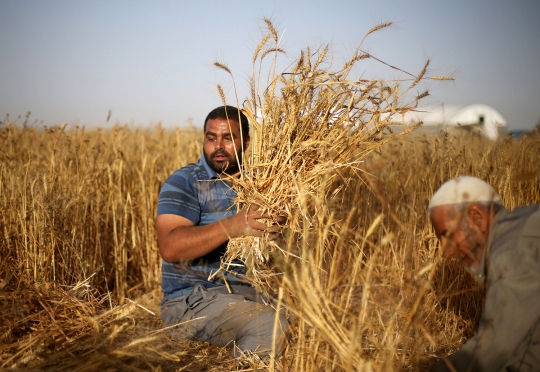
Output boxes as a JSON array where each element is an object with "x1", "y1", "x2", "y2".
[{"x1": 428, "y1": 176, "x2": 501, "y2": 210}]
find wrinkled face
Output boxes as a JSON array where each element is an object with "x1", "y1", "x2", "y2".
[
  {"x1": 203, "y1": 118, "x2": 249, "y2": 175},
  {"x1": 430, "y1": 205, "x2": 486, "y2": 271}
]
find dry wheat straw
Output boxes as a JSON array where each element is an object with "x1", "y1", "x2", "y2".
[{"x1": 2, "y1": 116, "x2": 539, "y2": 372}]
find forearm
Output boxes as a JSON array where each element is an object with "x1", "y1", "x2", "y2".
[{"x1": 159, "y1": 217, "x2": 238, "y2": 262}]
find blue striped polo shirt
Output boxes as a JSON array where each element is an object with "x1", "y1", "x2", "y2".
[{"x1": 157, "y1": 155, "x2": 247, "y2": 302}]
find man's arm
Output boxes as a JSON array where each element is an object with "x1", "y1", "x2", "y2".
[{"x1": 157, "y1": 205, "x2": 279, "y2": 262}]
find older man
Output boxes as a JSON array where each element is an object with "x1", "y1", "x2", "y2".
[
  {"x1": 156, "y1": 106, "x2": 288, "y2": 357},
  {"x1": 429, "y1": 176, "x2": 540, "y2": 371}
]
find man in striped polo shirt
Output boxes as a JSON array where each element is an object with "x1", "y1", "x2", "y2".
[{"x1": 156, "y1": 106, "x2": 288, "y2": 357}]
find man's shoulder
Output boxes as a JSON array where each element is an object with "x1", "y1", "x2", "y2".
[
  {"x1": 490, "y1": 204, "x2": 540, "y2": 265},
  {"x1": 168, "y1": 161, "x2": 210, "y2": 183},
  {"x1": 500, "y1": 204, "x2": 539, "y2": 219},
  {"x1": 516, "y1": 204, "x2": 540, "y2": 239},
  {"x1": 494, "y1": 204, "x2": 540, "y2": 234}
]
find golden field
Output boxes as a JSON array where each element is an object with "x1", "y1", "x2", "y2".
[
  {"x1": 2, "y1": 18, "x2": 540, "y2": 372},
  {"x1": 1, "y1": 121, "x2": 539, "y2": 371}
]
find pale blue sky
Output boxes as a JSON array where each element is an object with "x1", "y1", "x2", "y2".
[{"x1": 1, "y1": 1, "x2": 539, "y2": 130}]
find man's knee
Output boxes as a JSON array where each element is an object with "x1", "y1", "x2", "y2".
[
  {"x1": 234, "y1": 304, "x2": 289, "y2": 357},
  {"x1": 160, "y1": 287, "x2": 290, "y2": 357}
]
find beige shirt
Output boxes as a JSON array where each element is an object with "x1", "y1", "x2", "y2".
[{"x1": 433, "y1": 204, "x2": 540, "y2": 372}]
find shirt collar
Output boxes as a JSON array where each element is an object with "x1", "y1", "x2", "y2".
[
  {"x1": 198, "y1": 153, "x2": 243, "y2": 185},
  {"x1": 198, "y1": 154, "x2": 219, "y2": 179}
]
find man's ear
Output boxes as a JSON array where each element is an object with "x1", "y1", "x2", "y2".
[
  {"x1": 244, "y1": 135, "x2": 251, "y2": 149},
  {"x1": 468, "y1": 204, "x2": 489, "y2": 233}
]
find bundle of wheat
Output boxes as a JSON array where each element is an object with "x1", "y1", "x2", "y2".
[{"x1": 213, "y1": 20, "x2": 451, "y2": 280}]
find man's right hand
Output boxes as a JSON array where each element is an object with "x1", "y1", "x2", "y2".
[{"x1": 228, "y1": 204, "x2": 282, "y2": 238}]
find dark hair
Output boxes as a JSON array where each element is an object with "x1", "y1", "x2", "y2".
[{"x1": 204, "y1": 105, "x2": 250, "y2": 138}]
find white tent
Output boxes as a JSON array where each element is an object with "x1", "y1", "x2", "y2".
[{"x1": 400, "y1": 104, "x2": 508, "y2": 140}]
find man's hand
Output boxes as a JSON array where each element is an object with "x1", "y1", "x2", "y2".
[{"x1": 228, "y1": 204, "x2": 283, "y2": 238}]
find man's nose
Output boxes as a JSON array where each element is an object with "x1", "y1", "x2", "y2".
[{"x1": 214, "y1": 137, "x2": 224, "y2": 150}]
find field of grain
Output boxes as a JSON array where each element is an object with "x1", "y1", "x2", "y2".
[
  {"x1": 1, "y1": 118, "x2": 539, "y2": 371},
  {"x1": 3, "y1": 18, "x2": 540, "y2": 372}
]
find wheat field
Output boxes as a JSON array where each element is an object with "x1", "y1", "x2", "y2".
[
  {"x1": 1, "y1": 118, "x2": 539, "y2": 371},
  {"x1": 2, "y1": 18, "x2": 540, "y2": 372}
]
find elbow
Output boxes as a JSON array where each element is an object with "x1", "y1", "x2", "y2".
[
  {"x1": 159, "y1": 240, "x2": 193, "y2": 262},
  {"x1": 158, "y1": 241, "x2": 178, "y2": 263},
  {"x1": 160, "y1": 251, "x2": 176, "y2": 263}
]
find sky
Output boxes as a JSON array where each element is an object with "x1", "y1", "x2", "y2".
[{"x1": 1, "y1": 1, "x2": 539, "y2": 130}]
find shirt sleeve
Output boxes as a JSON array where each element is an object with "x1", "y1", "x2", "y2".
[
  {"x1": 432, "y1": 231, "x2": 540, "y2": 371},
  {"x1": 157, "y1": 169, "x2": 201, "y2": 224}
]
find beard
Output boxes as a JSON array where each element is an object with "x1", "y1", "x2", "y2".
[
  {"x1": 460, "y1": 221, "x2": 485, "y2": 279},
  {"x1": 204, "y1": 149, "x2": 242, "y2": 175}
]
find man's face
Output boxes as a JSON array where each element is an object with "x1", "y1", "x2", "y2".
[
  {"x1": 430, "y1": 205, "x2": 486, "y2": 271},
  {"x1": 203, "y1": 118, "x2": 249, "y2": 175}
]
